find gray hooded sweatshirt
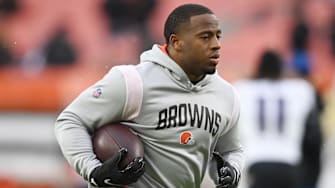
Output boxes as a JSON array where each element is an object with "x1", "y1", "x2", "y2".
[{"x1": 55, "y1": 44, "x2": 244, "y2": 188}]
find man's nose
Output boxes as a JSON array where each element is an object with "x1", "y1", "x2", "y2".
[{"x1": 211, "y1": 37, "x2": 221, "y2": 49}]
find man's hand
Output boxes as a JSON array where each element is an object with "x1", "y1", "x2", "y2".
[
  {"x1": 213, "y1": 152, "x2": 240, "y2": 188},
  {"x1": 90, "y1": 148, "x2": 145, "y2": 187}
]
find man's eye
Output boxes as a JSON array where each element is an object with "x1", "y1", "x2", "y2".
[{"x1": 201, "y1": 35, "x2": 210, "y2": 39}]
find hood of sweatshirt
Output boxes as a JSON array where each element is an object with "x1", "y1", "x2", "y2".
[{"x1": 140, "y1": 44, "x2": 214, "y2": 91}]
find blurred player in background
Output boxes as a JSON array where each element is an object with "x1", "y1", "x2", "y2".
[
  {"x1": 55, "y1": 3, "x2": 244, "y2": 188},
  {"x1": 234, "y1": 50, "x2": 322, "y2": 188}
]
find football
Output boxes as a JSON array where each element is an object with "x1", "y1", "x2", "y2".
[{"x1": 92, "y1": 122, "x2": 144, "y2": 169}]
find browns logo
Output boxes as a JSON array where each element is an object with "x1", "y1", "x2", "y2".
[{"x1": 180, "y1": 131, "x2": 195, "y2": 145}]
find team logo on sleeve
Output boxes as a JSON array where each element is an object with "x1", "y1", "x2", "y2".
[
  {"x1": 93, "y1": 88, "x2": 102, "y2": 98},
  {"x1": 180, "y1": 131, "x2": 195, "y2": 145}
]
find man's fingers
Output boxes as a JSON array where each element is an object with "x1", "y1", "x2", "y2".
[
  {"x1": 119, "y1": 148, "x2": 128, "y2": 159},
  {"x1": 220, "y1": 167, "x2": 230, "y2": 176},
  {"x1": 120, "y1": 158, "x2": 145, "y2": 184},
  {"x1": 121, "y1": 157, "x2": 145, "y2": 173},
  {"x1": 219, "y1": 176, "x2": 233, "y2": 184},
  {"x1": 133, "y1": 159, "x2": 145, "y2": 174}
]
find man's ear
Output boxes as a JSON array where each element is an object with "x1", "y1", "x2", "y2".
[{"x1": 169, "y1": 34, "x2": 183, "y2": 51}]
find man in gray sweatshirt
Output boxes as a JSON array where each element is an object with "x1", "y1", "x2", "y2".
[{"x1": 55, "y1": 3, "x2": 244, "y2": 188}]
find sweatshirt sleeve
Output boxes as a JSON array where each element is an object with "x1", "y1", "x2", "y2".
[
  {"x1": 209, "y1": 88, "x2": 244, "y2": 184},
  {"x1": 54, "y1": 67, "x2": 128, "y2": 181}
]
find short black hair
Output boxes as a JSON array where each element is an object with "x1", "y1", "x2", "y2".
[
  {"x1": 255, "y1": 50, "x2": 283, "y2": 79},
  {"x1": 164, "y1": 4, "x2": 213, "y2": 44},
  {"x1": 291, "y1": 22, "x2": 309, "y2": 49}
]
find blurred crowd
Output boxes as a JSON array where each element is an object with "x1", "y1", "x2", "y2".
[
  {"x1": 0, "y1": 0, "x2": 334, "y2": 188},
  {"x1": 0, "y1": 0, "x2": 157, "y2": 65}
]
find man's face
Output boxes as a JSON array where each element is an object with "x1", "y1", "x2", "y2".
[{"x1": 178, "y1": 14, "x2": 222, "y2": 81}]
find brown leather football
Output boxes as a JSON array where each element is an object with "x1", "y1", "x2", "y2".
[{"x1": 92, "y1": 123, "x2": 144, "y2": 169}]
